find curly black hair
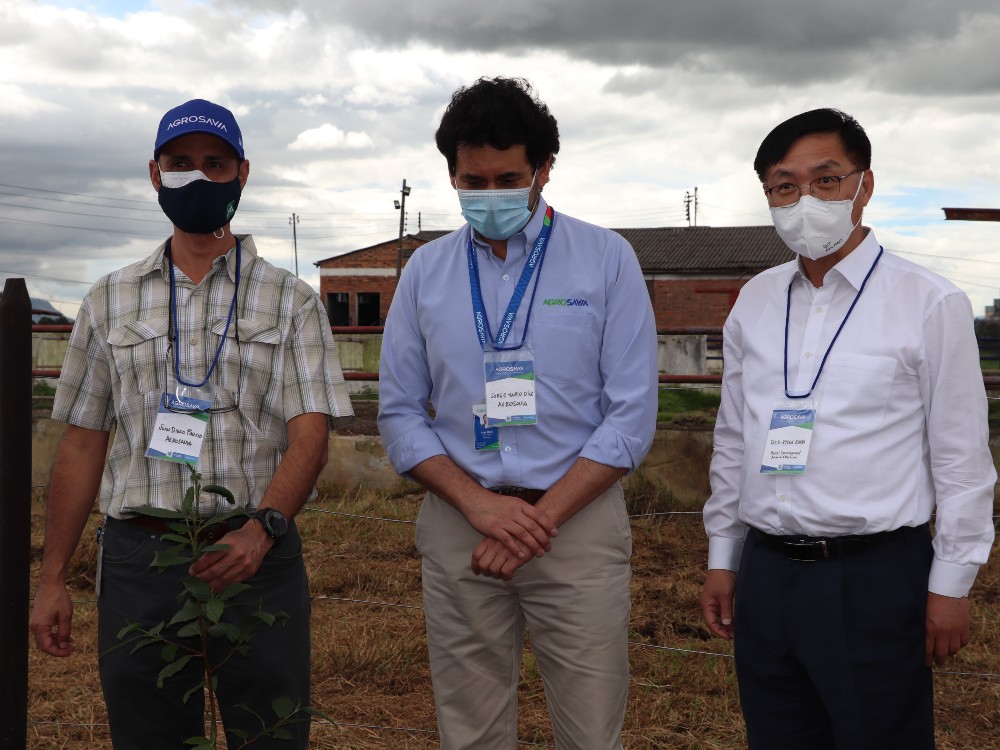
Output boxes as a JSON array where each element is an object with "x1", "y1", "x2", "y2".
[{"x1": 435, "y1": 76, "x2": 560, "y2": 174}]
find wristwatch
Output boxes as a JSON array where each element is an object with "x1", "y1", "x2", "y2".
[{"x1": 251, "y1": 507, "x2": 288, "y2": 539}]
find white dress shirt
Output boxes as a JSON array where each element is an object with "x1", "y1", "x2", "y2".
[{"x1": 704, "y1": 229, "x2": 996, "y2": 598}]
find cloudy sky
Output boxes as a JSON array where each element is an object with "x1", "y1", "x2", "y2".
[{"x1": 4, "y1": 0, "x2": 1000, "y2": 318}]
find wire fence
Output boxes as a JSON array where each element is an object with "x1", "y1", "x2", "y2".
[{"x1": 28, "y1": 490, "x2": 1000, "y2": 746}]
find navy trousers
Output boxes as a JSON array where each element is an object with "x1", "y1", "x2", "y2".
[
  {"x1": 734, "y1": 525, "x2": 935, "y2": 750},
  {"x1": 97, "y1": 516, "x2": 311, "y2": 750}
]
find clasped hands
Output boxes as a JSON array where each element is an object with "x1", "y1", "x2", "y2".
[{"x1": 465, "y1": 493, "x2": 558, "y2": 580}]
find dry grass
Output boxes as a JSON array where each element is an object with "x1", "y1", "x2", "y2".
[{"x1": 26, "y1": 483, "x2": 1000, "y2": 749}]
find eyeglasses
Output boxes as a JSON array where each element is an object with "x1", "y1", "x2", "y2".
[
  {"x1": 161, "y1": 340, "x2": 242, "y2": 415},
  {"x1": 764, "y1": 169, "x2": 863, "y2": 207}
]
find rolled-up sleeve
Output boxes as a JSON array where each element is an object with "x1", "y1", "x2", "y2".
[
  {"x1": 52, "y1": 289, "x2": 115, "y2": 432},
  {"x1": 578, "y1": 235, "x2": 658, "y2": 472},
  {"x1": 283, "y1": 289, "x2": 354, "y2": 429},
  {"x1": 377, "y1": 258, "x2": 448, "y2": 476}
]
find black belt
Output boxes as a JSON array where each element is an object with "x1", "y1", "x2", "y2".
[
  {"x1": 754, "y1": 524, "x2": 927, "y2": 562},
  {"x1": 490, "y1": 487, "x2": 546, "y2": 504}
]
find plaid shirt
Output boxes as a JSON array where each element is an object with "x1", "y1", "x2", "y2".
[{"x1": 53, "y1": 235, "x2": 353, "y2": 518}]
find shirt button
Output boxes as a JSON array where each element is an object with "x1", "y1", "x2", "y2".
[
  {"x1": 804, "y1": 352, "x2": 812, "y2": 359},
  {"x1": 503, "y1": 446, "x2": 512, "y2": 453},
  {"x1": 190, "y1": 339, "x2": 198, "y2": 346},
  {"x1": 778, "y1": 494, "x2": 787, "y2": 502},
  {"x1": 502, "y1": 274, "x2": 510, "y2": 281},
  {"x1": 815, "y1": 306, "x2": 823, "y2": 313}
]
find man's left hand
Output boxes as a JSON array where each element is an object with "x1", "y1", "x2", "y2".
[
  {"x1": 472, "y1": 536, "x2": 534, "y2": 580},
  {"x1": 189, "y1": 521, "x2": 273, "y2": 592},
  {"x1": 925, "y1": 592, "x2": 970, "y2": 666}
]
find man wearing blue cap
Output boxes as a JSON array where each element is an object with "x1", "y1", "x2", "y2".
[{"x1": 29, "y1": 99, "x2": 353, "y2": 748}]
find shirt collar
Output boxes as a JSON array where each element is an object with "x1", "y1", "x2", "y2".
[
  {"x1": 793, "y1": 227, "x2": 881, "y2": 291},
  {"x1": 138, "y1": 234, "x2": 257, "y2": 283}
]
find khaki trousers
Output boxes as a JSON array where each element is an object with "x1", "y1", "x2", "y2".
[{"x1": 416, "y1": 484, "x2": 632, "y2": 750}]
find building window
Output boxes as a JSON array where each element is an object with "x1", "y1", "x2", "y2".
[
  {"x1": 357, "y1": 292, "x2": 382, "y2": 326},
  {"x1": 327, "y1": 293, "x2": 349, "y2": 326}
]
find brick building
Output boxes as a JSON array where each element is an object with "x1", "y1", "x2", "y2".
[
  {"x1": 316, "y1": 225, "x2": 792, "y2": 329},
  {"x1": 316, "y1": 231, "x2": 448, "y2": 326}
]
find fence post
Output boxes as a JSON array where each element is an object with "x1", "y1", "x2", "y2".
[{"x1": 0, "y1": 278, "x2": 32, "y2": 749}]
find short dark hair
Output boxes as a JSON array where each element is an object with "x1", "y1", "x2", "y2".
[
  {"x1": 753, "y1": 108, "x2": 871, "y2": 183},
  {"x1": 435, "y1": 77, "x2": 560, "y2": 174}
]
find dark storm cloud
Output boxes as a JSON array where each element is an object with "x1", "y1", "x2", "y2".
[{"x1": 227, "y1": 0, "x2": 1000, "y2": 94}]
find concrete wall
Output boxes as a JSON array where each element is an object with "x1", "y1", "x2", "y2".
[{"x1": 32, "y1": 418, "x2": 1000, "y2": 508}]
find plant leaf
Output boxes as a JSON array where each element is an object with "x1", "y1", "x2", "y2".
[
  {"x1": 271, "y1": 696, "x2": 296, "y2": 719},
  {"x1": 168, "y1": 599, "x2": 203, "y2": 627},
  {"x1": 182, "y1": 680, "x2": 206, "y2": 705},
  {"x1": 205, "y1": 596, "x2": 224, "y2": 624},
  {"x1": 201, "y1": 484, "x2": 236, "y2": 504},
  {"x1": 126, "y1": 505, "x2": 184, "y2": 519},
  {"x1": 219, "y1": 582, "x2": 251, "y2": 601},
  {"x1": 183, "y1": 578, "x2": 213, "y2": 601},
  {"x1": 156, "y1": 654, "x2": 192, "y2": 688},
  {"x1": 176, "y1": 622, "x2": 201, "y2": 639}
]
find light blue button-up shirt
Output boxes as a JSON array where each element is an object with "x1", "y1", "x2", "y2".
[{"x1": 378, "y1": 197, "x2": 659, "y2": 489}]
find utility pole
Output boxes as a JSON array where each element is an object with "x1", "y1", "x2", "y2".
[
  {"x1": 683, "y1": 188, "x2": 699, "y2": 227},
  {"x1": 289, "y1": 213, "x2": 300, "y2": 277},
  {"x1": 394, "y1": 179, "x2": 411, "y2": 280}
]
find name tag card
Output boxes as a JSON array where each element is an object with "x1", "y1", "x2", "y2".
[
  {"x1": 146, "y1": 395, "x2": 209, "y2": 466},
  {"x1": 484, "y1": 350, "x2": 537, "y2": 427},
  {"x1": 760, "y1": 400, "x2": 816, "y2": 475},
  {"x1": 473, "y1": 403, "x2": 500, "y2": 451}
]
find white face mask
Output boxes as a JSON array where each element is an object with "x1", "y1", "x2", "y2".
[
  {"x1": 769, "y1": 171, "x2": 866, "y2": 260},
  {"x1": 159, "y1": 169, "x2": 211, "y2": 189}
]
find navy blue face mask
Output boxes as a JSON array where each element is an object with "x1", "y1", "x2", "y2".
[{"x1": 157, "y1": 169, "x2": 242, "y2": 234}]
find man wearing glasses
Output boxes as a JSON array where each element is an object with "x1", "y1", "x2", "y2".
[
  {"x1": 29, "y1": 99, "x2": 353, "y2": 749},
  {"x1": 378, "y1": 77, "x2": 658, "y2": 748},
  {"x1": 700, "y1": 108, "x2": 995, "y2": 748}
]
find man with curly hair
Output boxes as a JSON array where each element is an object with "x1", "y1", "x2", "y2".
[{"x1": 379, "y1": 77, "x2": 658, "y2": 749}]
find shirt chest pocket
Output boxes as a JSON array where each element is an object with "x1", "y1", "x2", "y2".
[
  {"x1": 819, "y1": 352, "x2": 897, "y2": 432},
  {"x1": 533, "y1": 313, "x2": 599, "y2": 384},
  {"x1": 107, "y1": 317, "x2": 169, "y2": 395},
  {"x1": 213, "y1": 317, "x2": 285, "y2": 395}
]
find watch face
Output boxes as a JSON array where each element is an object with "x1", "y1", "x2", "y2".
[
  {"x1": 255, "y1": 508, "x2": 287, "y2": 538},
  {"x1": 266, "y1": 509, "x2": 288, "y2": 537}
]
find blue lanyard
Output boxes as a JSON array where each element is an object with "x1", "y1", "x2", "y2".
[
  {"x1": 468, "y1": 205, "x2": 555, "y2": 351},
  {"x1": 166, "y1": 238, "x2": 241, "y2": 388},
  {"x1": 783, "y1": 246, "x2": 883, "y2": 399}
]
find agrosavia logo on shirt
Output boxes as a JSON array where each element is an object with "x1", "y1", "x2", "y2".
[{"x1": 542, "y1": 298, "x2": 589, "y2": 307}]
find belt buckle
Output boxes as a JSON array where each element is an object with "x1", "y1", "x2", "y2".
[{"x1": 784, "y1": 539, "x2": 828, "y2": 562}]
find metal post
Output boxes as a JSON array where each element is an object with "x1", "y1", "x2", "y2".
[
  {"x1": 289, "y1": 213, "x2": 300, "y2": 278},
  {"x1": 395, "y1": 179, "x2": 410, "y2": 280},
  {"x1": 0, "y1": 278, "x2": 32, "y2": 749}
]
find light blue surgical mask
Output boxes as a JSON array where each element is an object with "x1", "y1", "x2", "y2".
[{"x1": 457, "y1": 171, "x2": 538, "y2": 240}]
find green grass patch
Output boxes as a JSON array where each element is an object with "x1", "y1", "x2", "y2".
[{"x1": 657, "y1": 387, "x2": 720, "y2": 424}]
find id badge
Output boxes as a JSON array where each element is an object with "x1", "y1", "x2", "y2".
[
  {"x1": 145, "y1": 394, "x2": 210, "y2": 466},
  {"x1": 473, "y1": 404, "x2": 500, "y2": 451},
  {"x1": 760, "y1": 400, "x2": 816, "y2": 475},
  {"x1": 484, "y1": 349, "x2": 537, "y2": 427}
]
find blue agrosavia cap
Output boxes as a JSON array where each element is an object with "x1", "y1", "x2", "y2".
[{"x1": 154, "y1": 99, "x2": 244, "y2": 160}]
